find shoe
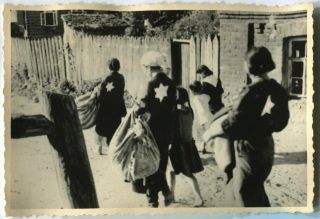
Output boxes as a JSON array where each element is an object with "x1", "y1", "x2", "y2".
[
  {"x1": 99, "y1": 146, "x2": 108, "y2": 155},
  {"x1": 202, "y1": 148, "x2": 207, "y2": 154},
  {"x1": 164, "y1": 192, "x2": 174, "y2": 206},
  {"x1": 193, "y1": 199, "x2": 204, "y2": 207},
  {"x1": 148, "y1": 202, "x2": 159, "y2": 208}
]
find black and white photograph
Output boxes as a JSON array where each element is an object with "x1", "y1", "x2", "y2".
[{"x1": 4, "y1": 3, "x2": 314, "y2": 215}]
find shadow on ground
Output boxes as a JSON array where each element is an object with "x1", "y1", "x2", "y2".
[{"x1": 274, "y1": 151, "x2": 307, "y2": 165}]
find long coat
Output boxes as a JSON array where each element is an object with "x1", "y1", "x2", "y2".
[
  {"x1": 221, "y1": 79, "x2": 289, "y2": 207},
  {"x1": 95, "y1": 71, "x2": 127, "y2": 141}
]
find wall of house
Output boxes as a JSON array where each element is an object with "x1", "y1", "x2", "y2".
[
  {"x1": 219, "y1": 11, "x2": 307, "y2": 105},
  {"x1": 25, "y1": 10, "x2": 69, "y2": 38},
  {"x1": 219, "y1": 17, "x2": 250, "y2": 104},
  {"x1": 219, "y1": 11, "x2": 308, "y2": 132}
]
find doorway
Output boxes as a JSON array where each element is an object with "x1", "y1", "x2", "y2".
[{"x1": 171, "y1": 39, "x2": 190, "y2": 88}]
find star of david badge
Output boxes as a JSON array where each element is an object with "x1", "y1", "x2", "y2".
[
  {"x1": 105, "y1": 82, "x2": 114, "y2": 92},
  {"x1": 155, "y1": 83, "x2": 168, "y2": 102}
]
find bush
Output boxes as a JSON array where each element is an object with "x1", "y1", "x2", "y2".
[
  {"x1": 11, "y1": 74, "x2": 135, "y2": 108},
  {"x1": 11, "y1": 67, "x2": 38, "y2": 100}
]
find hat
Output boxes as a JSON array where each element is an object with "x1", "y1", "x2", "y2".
[
  {"x1": 140, "y1": 51, "x2": 165, "y2": 68},
  {"x1": 196, "y1": 65, "x2": 213, "y2": 77}
]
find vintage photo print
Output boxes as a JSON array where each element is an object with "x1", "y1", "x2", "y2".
[{"x1": 3, "y1": 2, "x2": 314, "y2": 216}]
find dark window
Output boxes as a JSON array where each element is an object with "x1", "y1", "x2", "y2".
[
  {"x1": 40, "y1": 11, "x2": 58, "y2": 26},
  {"x1": 291, "y1": 40, "x2": 306, "y2": 58},
  {"x1": 287, "y1": 37, "x2": 307, "y2": 96},
  {"x1": 292, "y1": 61, "x2": 304, "y2": 77}
]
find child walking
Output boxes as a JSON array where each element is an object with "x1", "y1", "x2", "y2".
[{"x1": 169, "y1": 87, "x2": 204, "y2": 207}]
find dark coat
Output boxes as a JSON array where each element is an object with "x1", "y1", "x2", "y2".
[
  {"x1": 95, "y1": 71, "x2": 127, "y2": 140},
  {"x1": 137, "y1": 72, "x2": 176, "y2": 147}
]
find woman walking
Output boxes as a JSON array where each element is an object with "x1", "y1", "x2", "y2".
[
  {"x1": 202, "y1": 46, "x2": 290, "y2": 207},
  {"x1": 196, "y1": 65, "x2": 224, "y2": 114},
  {"x1": 95, "y1": 58, "x2": 127, "y2": 155},
  {"x1": 193, "y1": 65, "x2": 224, "y2": 153}
]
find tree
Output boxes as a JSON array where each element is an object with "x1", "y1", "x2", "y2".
[{"x1": 123, "y1": 11, "x2": 190, "y2": 37}]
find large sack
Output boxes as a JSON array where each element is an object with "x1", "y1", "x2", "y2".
[
  {"x1": 109, "y1": 109, "x2": 160, "y2": 181},
  {"x1": 212, "y1": 136, "x2": 234, "y2": 173},
  {"x1": 75, "y1": 89, "x2": 99, "y2": 129}
]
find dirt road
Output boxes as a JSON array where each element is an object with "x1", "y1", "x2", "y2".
[{"x1": 8, "y1": 95, "x2": 307, "y2": 209}]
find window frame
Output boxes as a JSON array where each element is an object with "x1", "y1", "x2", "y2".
[
  {"x1": 286, "y1": 36, "x2": 307, "y2": 97},
  {"x1": 40, "y1": 11, "x2": 58, "y2": 27}
]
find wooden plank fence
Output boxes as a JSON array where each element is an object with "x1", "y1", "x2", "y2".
[
  {"x1": 63, "y1": 26, "x2": 172, "y2": 97},
  {"x1": 11, "y1": 37, "x2": 66, "y2": 85},
  {"x1": 11, "y1": 32, "x2": 219, "y2": 98}
]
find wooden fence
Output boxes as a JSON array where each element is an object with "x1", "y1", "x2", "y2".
[
  {"x1": 11, "y1": 31, "x2": 219, "y2": 98},
  {"x1": 63, "y1": 26, "x2": 172, "y2": 97},
  {"x1": 11, "y1": 36, "x2": 67, "y2": 85}
]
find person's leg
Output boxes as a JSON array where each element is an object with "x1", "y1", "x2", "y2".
[
  {"x1": 185, "y1": 174, "x2": 204, "y2": 207},
  {"x1": 158, "y1": 145, "x2": 174, "y2": 206},
  {"x1": 170, "y1": 171, "x2": 176, "y2": 202},
  {"x1": 95, "y1": 134, "x2": 107, "y2": 155},
  {"x1": 146, "y1": 187, "x2": 159, "y2": 208},
  {"x1": 146, "y1": 172, "x2": 160, "y2": 208},
  {"x1": 232, "y1": 138, "x2": 274, "y2": 207}
]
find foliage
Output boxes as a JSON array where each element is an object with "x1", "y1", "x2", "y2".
[
  {"x1": 123, "y1": 11, "x2": 219, "y2": 38},
  {"x1": 11, "y1": 72, "x2": 135, "y2": 108},
  {"x1": 63, "y1": 14, "x2": 129, "y2": 31},
  {"x1": 64, "y1": 11, "x2": 219, "y2": 38},
  {"x1": 173, "y1": 11, "x2": 219, "y2": 39}
]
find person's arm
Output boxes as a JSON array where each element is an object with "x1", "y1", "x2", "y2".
[
  {"x1": 135, "y1": 80, "x2": 153, "y2": 116},
  {"x1": 118, "y1": 75, "x2": 125, "y2": 97},
  {"x1": 203, "y1": 113, "x2": 228, "y2": 142},
  {"x1": 220, "y1": 87, "x2": 257, "y2": 139},
  {"x1": 215, "y1": 77, "x2": 224, "y2": 96}
]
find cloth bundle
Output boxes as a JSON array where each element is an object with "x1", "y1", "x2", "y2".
[
  {"x1": 202, "y1": 108, "x2": 235, "y2": 174},
  {"x1": 109, "y1": 109, "x2": 160, "y2": 181},
  {"x1": 75, "y1": 88, "x2": 100, "y2": 129}
]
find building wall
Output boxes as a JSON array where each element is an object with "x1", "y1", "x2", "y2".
[
  {"x1": 219, "y1": 11, "x2": 307, "y2": 105},
  {"x1": 219, "y1": 18, "x2": 250, "y2": 104},
  {"x1": 219, "y1": 11, "x2": 307, "y2": 129},
  {"x1": 25, "y1": 10, "x2": 69, "y2": 38}
]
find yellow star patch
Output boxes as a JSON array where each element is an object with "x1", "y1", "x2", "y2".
[
  {"x1": 155, "y1": 83, "x2": 168, "y2": 102},
  {"x1": 105, "y1": 82, "x2": 114, "y2": 92}
]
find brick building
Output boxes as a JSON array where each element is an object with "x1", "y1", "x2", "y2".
[
  {"x1": 219, "y1": 11, "x2": 307, "y2": 102},
  {"x1": 218, "y1": 10, "x2": 308, "y2": 132}
]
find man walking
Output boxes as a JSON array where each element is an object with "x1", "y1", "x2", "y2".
[{"x1": 135, "y1": 51, "x2": 176, "y2": 208}]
